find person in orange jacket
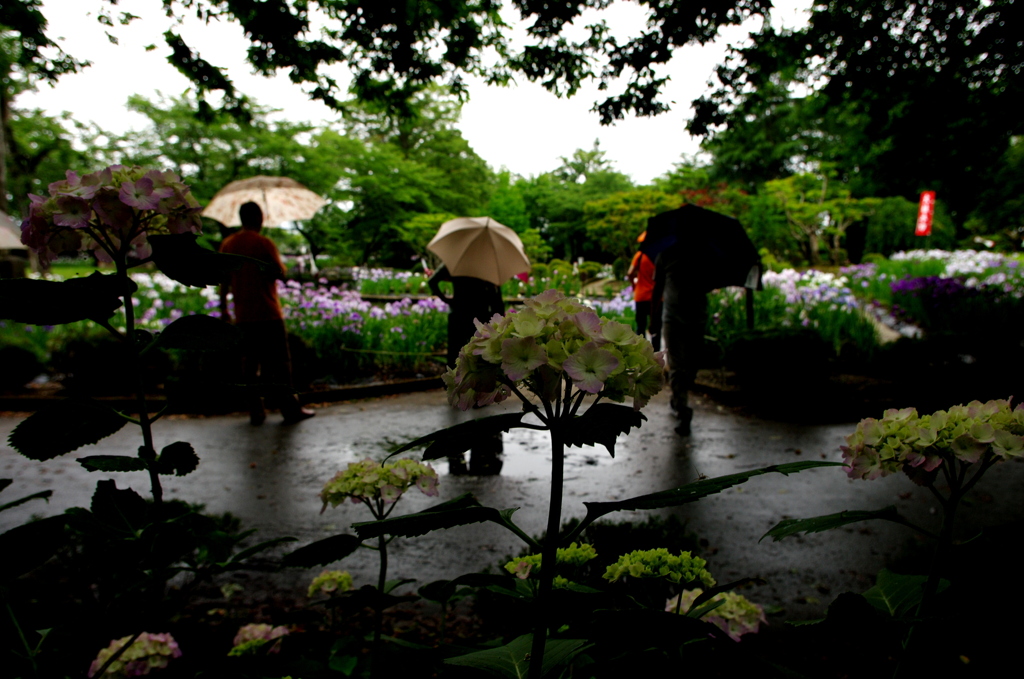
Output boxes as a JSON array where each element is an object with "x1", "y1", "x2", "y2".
[
  {"x1": 219, "y1": 202, "x2": 315, "y2": 426},
  {"x1": 626, "y1": 231, "x2": 660, "y2": 350}
]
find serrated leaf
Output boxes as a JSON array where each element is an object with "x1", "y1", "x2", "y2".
[
  {"x1": 149, "y1": 233, "x2": 269, "y2": 287},
  {"x1": 862, "y1": 569, "x2": 949, "y2": 619},
  {"x1": 760, "y1": 506, "x2": 905, "y2": 542},
  {"x1": 390, "y1": 413, "x2": 526, "y2": 460},
  {"x1": 0, "y1": 489, "x2": 53, "y2": 513},
  {"x1": 444, "y1": 634, "x2": 586, "y2": 679},
  {"x1": 156, "y1": 442, "x2": 200, "y2": 476},
  {"x1": 282, "y1": 534, "x2": 363, "y2": 568},
  {"x1": 0, "y1": 273, "x2": 134, "y2": 325},
  {"x1": 77, "y1": 455, "x2": 147, "y2": 473},
  {"x1": 567, "y1": 461, "x2": 843, "y2": 540},
  {"x1": 564, "y1": 403, "x2": 646, "y2": 457},
  {"x1": 9, "y1": 399, "x2": 128, "y2": 461},
  {"x1": 353, "y1": 493, "x2": 503, "y2": 539},
  {"x1": 0, "y1": 515, "x2": 68, "y2": 581},
  {"x1": 153, "y1": 314, "x2": 240, "y2": 352}
]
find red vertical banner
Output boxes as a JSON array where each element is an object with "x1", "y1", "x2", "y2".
[{"x1": 915, "y1": 191, "x2": 935, "y2": 236}]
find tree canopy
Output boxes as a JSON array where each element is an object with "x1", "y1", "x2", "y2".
[
  {"x1": 692, "y1": 0, "x2": 1024, "y2": 220},
  {"x1": 7, "y1": 0, "x2": 773, "y2": 124}
]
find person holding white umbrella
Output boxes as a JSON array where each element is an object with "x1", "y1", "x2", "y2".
[{"x1": 427, "y1": 216, "x2": 530, "y2": 474}]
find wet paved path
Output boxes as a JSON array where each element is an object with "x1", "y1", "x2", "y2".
[{"x1": 3, "y1": 389, "x2": 1022, "y2": 620}]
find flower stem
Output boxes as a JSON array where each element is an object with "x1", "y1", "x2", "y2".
[
  {"x1": 118, "y1": 261, "x2": 162, "y2": 506},
  {"x1": 529, "y1": 421, "x2": 566, "y2": 679},
  {"x1": 372, "y1": 499, "x2": 388, "y2": 679}
]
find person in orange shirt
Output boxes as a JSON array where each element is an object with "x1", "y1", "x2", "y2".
[
  {"x1": 219, "y1": 202, "x2": 314, "y2": 425},
  {"x1": 626, "y1": 231, "x2": 660, "y2": 350}
]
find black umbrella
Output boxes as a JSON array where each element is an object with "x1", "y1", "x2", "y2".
[{"x1": 639, "y1": 204, "x2": 762, "y2": 293}]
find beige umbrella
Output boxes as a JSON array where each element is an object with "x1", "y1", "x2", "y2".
[
  {"x1": 201, "y1": 176, "x2": 326, "y2": 227},
  {"x1": 0, "y1": 210, "x2": 26, "y2": 250},
  {"x1": 427, "y1": 216, "x2": 530, "y2": 286}
]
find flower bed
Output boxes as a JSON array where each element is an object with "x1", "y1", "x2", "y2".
[{"x1": 843, "y1": 249, "x2": 1024, "y2": 334}]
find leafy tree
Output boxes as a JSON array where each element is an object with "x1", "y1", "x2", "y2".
[
  {"x1": 520, "y1": 140, "x2": 632, "y2": 261},
  {"x1": 860, "y1": 196, "x2": 956, "y2": 259},
  {"x1": 765, "y1": 172, "x2": 877, "y2": 265},
  {"x1": 1, "y1": 13, "x2": 87, "y2": 210},
  {"x1": 966, "y1": 138, "x2": 1024, "y2": 251},
  {"x1": 486, "y1": 171, "x2": 551, "y2": 263},
  {"x1": 398, "y1": 212, "x2": 457, "y2": 268},
  {"x1": 583, "y1": 188, "x2": 681, "y2": 263},
  {"x1": 653, "y1": 156, "x2": 750, "y2": 217},
  {"x1": 107, "y1": 94, "x2": 336, "y2": 205},
  {"x1": 42, "y1": 0, "x2": 772, "y2": 124},
  {"x1": 4, "y1": 109, "x2": 90, "y2": 216},
  {"x1": 322, "y1": 89, "x2": 496, "y2": 265},
  {"x1": 693, "y1": 0, "x2": 1024, "y2": 223}
]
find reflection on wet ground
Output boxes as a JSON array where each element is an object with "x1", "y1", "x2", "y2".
[{"x1": 3, "y1": 388, "x2": 1023, "y2": 620}]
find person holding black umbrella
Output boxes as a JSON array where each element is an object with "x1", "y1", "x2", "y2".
[
  {"x1": 650, "y1": 243, "x2": 707, "y2": 436},
  {"x1": 645, "y1": 205, "x2": 762, "y2": 436}
]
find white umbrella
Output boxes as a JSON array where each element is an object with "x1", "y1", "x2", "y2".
[
  {"x1": 201, "y1": 176, "x2": 326, "y2": 227},
  {"x1": 427, "y1": 216, "x2": 530, "y2": 286}
]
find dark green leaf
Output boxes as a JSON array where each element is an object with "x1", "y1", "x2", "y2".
[
  {"x1": 444, "y1": 634, "x2": 586, "y2": 678},
  {"x1": 340, "y1": 584, "x2": 417, "y2": 611},
  {"x1": 418, "y1": 573, "x2": 511, "y2": 604},
  {"x1": 0, "y1": 515, "x2": 68, "y2": 581},
  {"x1": 568, "y1": 461, "x2": 843, "y2": 541},
  {"x1": 0, "y1": 489, "x2": 53, "y2": 513},
  {"x1": 0, "y1": 273, "x2": 134, "y2": 325},
  {"x1": 862, "y1": 569, "x2": 949, "y2": 619},
  {"x1": 382, "y1": 578, "x2": 417, "y2": 595},
  {"x1": 688, "y1": 577, "x2": 767, "y2": 613},
  {"x1": 329, "y1": 653, "x2": 358, "y2": 676},
  {"x1": 577, "y1": 608, "x2": 726, "y2": 647},
  {"x1": 9, "y1": 398, "x2": 128, "y2": 460},
  {"x1": 564, "y1": 403, "x2": 646, "y2": 457},
  {"x1": 153, "y1": 314, "x2": 240, "y2": 352},
  {"x1": 390, "y1": 413, "x2": 526, "y2": 460},
  {"x1": 761, "y1": 506, "x2": 905, "y2": 542},
  {"x1": 282, "y1": 534, "x2": 363, "y2": 568},
  {"x1": 90, "y1": 480, "x2": 148, "y2": 532},
  {"x1": 149, "y1": 233, "x2": 269, "y2": 287},
  {"x1": 77, "y1": 455, "x2": 147, "y2": 473},
  {"x1": 156, "y1": 442, "x2": 200, "y2": 476},
  {"x1": 352, "y1": 493, "x2": 519, "y2": 540},
  {"x1": 685, "y1": 597, "x2": 727, "y2": 620},
  {"x1": 223, "y1": 536, "x2": 298, "y2": 567}
]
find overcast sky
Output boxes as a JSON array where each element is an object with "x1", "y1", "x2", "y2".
[{"x1": 20, "y1": 1, "x2": 810, "y2": 186}]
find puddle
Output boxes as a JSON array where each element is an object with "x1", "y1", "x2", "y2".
[{"x1": 433, "y1": 427, "x2": 620, "y2": 477}]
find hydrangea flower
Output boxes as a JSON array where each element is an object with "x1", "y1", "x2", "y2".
[
  {"x1": 504, "y1": 542, "x2": 598, "y2": 579},
  {"x1": 21, "y1": 165, "x2": 201, "y2": 265},
  {"x1": 229, "y1": 624, "x2": 289, "y2": 656},
  {"x1": 841, "y1": 399, "x2": 1024, "y2": 480},
  {"x1": 668, "y1": 589, "x2": 766, "y2": 641},
  {"x1": 443, "y1": 289, "x2": 665, "y2": 411},
  {"x1": 603, "y1": 548, "x2": 716, "y2": 587},
  {"x1": 308, "y1": 570, "x2": 354, "y2": 597},
  {"x1": 88, "y1": 632, "x2": 181, "y2": 677},
  {"x1": 320, "y1": 458, "x2": 439, "y2": 510}
]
